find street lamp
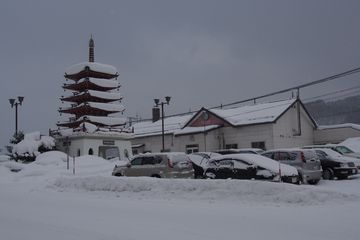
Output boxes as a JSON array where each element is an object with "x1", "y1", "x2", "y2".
[
  {"x1": 202, "y1": 111, "x2": 209, "y2": 151},
  {"x1": 9, "y1": 96, "x2": 24, "y2": 136},
  {"x1": 154, "y1": 96, "x2": 171, "y2": 152}
]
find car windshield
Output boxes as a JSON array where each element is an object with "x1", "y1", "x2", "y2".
[{"x1": 335, "y1": 146, "x2": 354, "y2": 154}]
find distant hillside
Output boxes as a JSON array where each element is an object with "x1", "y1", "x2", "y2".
[{"x1": 305, "y1": 95, "x2": 360, "y2": 125}]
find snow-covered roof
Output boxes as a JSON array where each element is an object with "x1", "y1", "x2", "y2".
[
  {"x1": 87, "y1": 102, "x2": 125, "y2": 112},
  {"x1": 83, "y1": 115, "x2": 127, "y2": 126},
  {"x1": 66, "y1": 62, "x2": 118, "y2": 75},
  {"x1": 132, "y1": 99, "x2": 300, "y2": 138},
  {"x1": 133, "y1": 114, "x2": 193, "y2": 137},
  {"x1": 88, "y1": 90, "x2": 122, "y2": 100},
  {"x1": 174, "y1": 125, "x2": 220, "y2": 136},
  {"x1": 209, "y1": 99, "x2": 297, "y2": 126},
  {"x1": 318, "y1": 123, "x2": 360, "y2": 131},
  {"x1": 79, "y1": 78, "x2": 119, "y2": 88}
]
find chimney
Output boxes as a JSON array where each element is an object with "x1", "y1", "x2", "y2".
[{"x1": 152, "y1": 107, "x2": 160, "y2": 122}]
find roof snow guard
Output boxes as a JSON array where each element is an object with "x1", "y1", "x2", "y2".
[{"x1": 65, "y1": 62, "x2": 119, "y2": 81}]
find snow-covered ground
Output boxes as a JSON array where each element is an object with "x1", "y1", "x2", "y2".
[{"x1": 0, "y1": 151, "x2": 359, "y2": 240}]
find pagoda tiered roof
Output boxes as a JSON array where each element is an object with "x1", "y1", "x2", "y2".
[
  {"x1": 61, "y1": 90, "x2": 123, "y2": 103},
  {"x1": 59, "y1": 102, "x2": 125, "y2": 116},
  {"x1": 63, "y1": 78, "x2": 120, "y2": 91},
  {"x1": 56, "y1": 37, "x2": 129, "y2": 132},
  {"x1": 57, "y1": 115, "x2": 127, "y2": 128},
  {"x1": 64, "y1": 62, "x2": 119, "y2": 81}
]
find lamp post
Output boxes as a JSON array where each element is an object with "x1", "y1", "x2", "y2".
[
  {"x1": 9, "y1": 96, "x2": 24, "y2": 136},
  {"x1": 154, "y1": 96, "x2": 171, "y2": 152},
  {"x1": 202, "y1": 111, "x2": 209, "y2": 151}
]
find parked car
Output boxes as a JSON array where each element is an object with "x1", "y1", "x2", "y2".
[
  {"x1": 262, "y1": 149, "x2": 322, "y2": 184},
  {"x1": 188, "y1": 152, "x2": 221, "y2": 178},
  {"x1": 112, "y1": 152, "x2": 194, "y2": 178},
  {"x1": 202, "y1": 153, "x2": 299, "y2": 184},
  {"x1": 303, "y1": 144, "x2": 360, "y2": 168},
  {"x1": 214, "y1": 148, "x2": 265, "y2": 155},
  {"x1": 312, "y1": 148, "x2": 358, "y2": 180}
]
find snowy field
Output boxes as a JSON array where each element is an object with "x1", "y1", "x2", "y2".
[{"x1": 1, "y1": 152, "x2": 360, "y2": 240}]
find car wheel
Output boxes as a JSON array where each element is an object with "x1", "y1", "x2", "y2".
[
  {"x1": 322, "y1": 168, "x2": 334, "y2": 180},
  {"x1": 308, "y1": 179, "x2": 320, "y2": 185},
  {"x1": 113, "y1": 173, "x2": 122, "y2": 177},
  {"x1": 204, "y1": 171, "x2": 216, "y2": 179},
  {"x1": 151, "y1": 174, "x2": 161, "y2": 178}
]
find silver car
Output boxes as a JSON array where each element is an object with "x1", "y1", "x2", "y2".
[
  {"x1": 262, "y1": 149, "x2": 322, "y2": 184},
  {"x1": 112, "y1": 152, "x2": 194, "y2": 179}
]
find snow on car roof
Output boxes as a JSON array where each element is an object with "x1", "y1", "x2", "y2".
[{"x1": 211, "y1": 153, "x2": 298, "y2": 176}]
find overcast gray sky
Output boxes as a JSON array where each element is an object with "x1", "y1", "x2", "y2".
[{"x1": 1, "y1": 0, "x2": 360, "y2": 148}]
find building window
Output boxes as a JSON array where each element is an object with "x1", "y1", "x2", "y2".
[
  {"x1": 98, "y1": 146, "x2": 120, "y2": 160},
  {"x1": 186, "y1": 144, "x2": 199, "y2": 154},
  {"x1": 225, "y1": 143, "x2": 238, "y2": 149},
  {"x1": 251, "y1": 141, "x2": 266, "y2": 150},
  {"x1": 88, "y1": 148, "x2": 93, "y2": 155},
  {"x1": 77, "y1": 149, "x2": 81, "y2": 156}
]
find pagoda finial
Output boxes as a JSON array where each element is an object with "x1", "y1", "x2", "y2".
[{"x1": 89, "y1": 35, "x2": 95, "y2": 62}]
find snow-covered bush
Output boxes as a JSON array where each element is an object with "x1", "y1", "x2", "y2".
[{"x1": 11, "y1": 132, "x2": 56, "y2": 162}]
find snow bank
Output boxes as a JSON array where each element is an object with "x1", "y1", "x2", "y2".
[
  {"x1": 34, "y1": 151, "x2": 67, "y2": 166},
  {"x1": 0, "y1": 155, "x2": 10, "y2": 162},
  {"x1": 12, "y1": 132, "x2": 55, "y2": 157},
  {"x1": 53, "y1": 176, "x2": 359, "y2": 206}
]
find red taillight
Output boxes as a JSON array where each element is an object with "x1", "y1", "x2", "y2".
[
  {"x1": 300, "y1": 152, "x2": 306, "y2": 163},
  {"x1": 168, "y1": 159, "x2": 174, "y2": 168}
]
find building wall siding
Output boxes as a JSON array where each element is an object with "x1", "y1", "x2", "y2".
[
  {"x1": 272, "y1": 103, "x2": 314, "y2": 148},
  {"x1": 221, "y1": 124, "x2": 275, "y2": 150}
]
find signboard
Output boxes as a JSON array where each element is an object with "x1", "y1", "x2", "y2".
[{"x1": 103, "y1": 140, "x2": 115, "y2": 145}]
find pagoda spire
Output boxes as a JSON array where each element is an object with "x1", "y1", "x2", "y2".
[{"x1": 89, "y1": 35, "x2": 95, "y2": 62}]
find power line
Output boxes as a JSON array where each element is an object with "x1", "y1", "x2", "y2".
[
  {"x1": 303, "y1": 85, "x2": 360, "y2": 102},
  {"x1": 133, "y1": 66, "x2": 360, "y2": 122},
  {"x1": 210, "y1": 66, "x2": 360, "y2": 109}
]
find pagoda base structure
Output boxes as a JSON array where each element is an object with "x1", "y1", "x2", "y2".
[{"x1": 53, "y1": 131, "x2": 133, "y2": 160}]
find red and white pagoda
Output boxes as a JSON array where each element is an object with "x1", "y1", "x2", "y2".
[
  {"x1": 52, "y1": 37, "x2": 132, "y2": 159},
  {"x1": 58, "y1": 37, "x2": 127, "y2": 131}
]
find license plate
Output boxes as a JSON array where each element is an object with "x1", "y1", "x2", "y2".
[
  {"x1": 353, "y1": 169, "x2": 357, "y2": 174},
  {"x1": 292, "y1": 177, "x2": 297, "y2": 183},
  {"x1": 341, "y1": 171, "x2": 349, "y2": 174}
]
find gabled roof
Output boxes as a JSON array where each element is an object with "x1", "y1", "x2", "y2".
[
  {"x1": 132, "y1": 98, "x2": 316, "y2": 138},
  {"x1": 183, "y1": 99, "x2": 299, "y2": 128},
  {"x1": 210, "y1": 99, "x2": 297, "y2": 126}
]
